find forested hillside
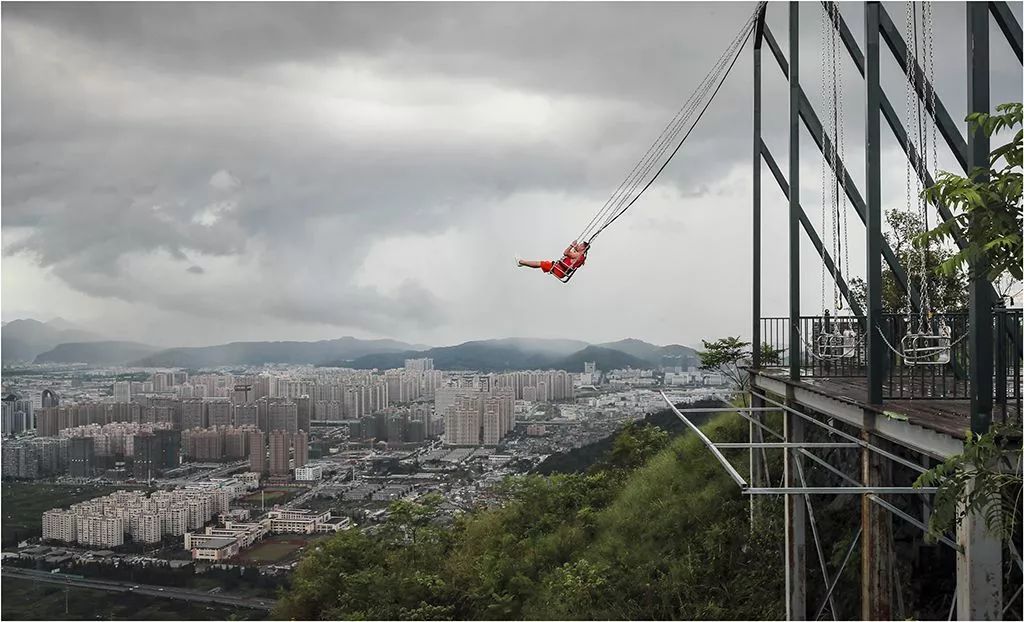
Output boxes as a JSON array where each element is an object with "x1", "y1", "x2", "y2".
[{"x1": 276, "y1": 413, "x2": 786, "y2": 620}]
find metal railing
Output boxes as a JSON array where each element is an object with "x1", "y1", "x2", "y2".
[{"x1": 757, "y1": 309, "x2": 1022, "y2": 407}]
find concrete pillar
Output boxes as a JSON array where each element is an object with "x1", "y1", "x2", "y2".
[
  {"x1": 956, "y1": 477, "x2": 1002, "y2": 621},
  {"x1": 785, "y1": 390, "x2": 806, "y2": 620},
  {"x1": 861, "y1": 414, "x2": 892, "y2": 620}
]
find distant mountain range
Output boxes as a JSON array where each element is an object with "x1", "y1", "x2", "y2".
[
  {"x1": 130, "y1": 337, "x2": 426, "y2": 368},
  {"x1": 34, "y1": 341, "x2": 162, "y2": 365},
  {"x1": 336, "y1": 338, "x2": 699, "y2": 372},
  {"x1": 1, "y1": 318, "x2": 102, "y2": 363},
  {"x1": 2, "y1": 317, "x2": 700, "y2": 371}
]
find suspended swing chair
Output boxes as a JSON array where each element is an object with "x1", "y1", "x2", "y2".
[
  {"x1": 876, "y1": 1, "x2": 963, "y2": 367},
  {"x1": 552, "y1": 2, "x2": 767, "y2": 284},
  {"x1": 798, "y1": 2, "x2": 863, "y2": 363}
]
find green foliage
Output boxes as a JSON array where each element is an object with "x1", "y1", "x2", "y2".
[
  {"x1": 602, "y1": 422, "x2": 670, "y2": 472},
  {"x1": 276, "y1": 412, "x2": 785, "y2": 620},
  {"x1": 921, "y1": 102, "x2": 1023, "y2": 280},
  {"x1": 849, "y1": 208, "x2": 968, "y2": 313},
  {"x1": 698, "y1": 336, "x2": 750, "y2": 393},
  {"x1": 914, "y1": 424, "x2": 1022, "y2": 542},
  {"x1": 759, "y1": 341, "x2": 783, "y2": 366},
  {"x1": 698, "y1": 337, "x2": 783, "y2": 400}
]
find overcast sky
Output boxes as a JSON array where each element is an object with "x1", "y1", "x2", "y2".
[{"x1": 2, "y1": 1, "x2": 1021, "y2": 348}]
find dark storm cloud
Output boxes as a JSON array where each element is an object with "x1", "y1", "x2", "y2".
[{"x1": 2, "y1": 1, "x2": 1021, "y2": 345}]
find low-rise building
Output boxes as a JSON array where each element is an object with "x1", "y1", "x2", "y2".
[{"x1": 294, "y1": 465, "x2": 323, "y2": 481}]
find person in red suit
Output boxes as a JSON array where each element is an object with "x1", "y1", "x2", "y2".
[{"x1": 516, "y1": 240, "x2": 589, "y2": 280}]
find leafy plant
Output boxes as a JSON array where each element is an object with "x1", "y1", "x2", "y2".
[
  {"x1": 914, "y1": 424, "x2": 1022, "y2": 542},
  {"x1": 848, "y1": 209, "x2": 968, "y2": 313},
  {"x1": 921, "y1": 102, "x2": 1022, "y2": 281},
  {"x1": 698, "y1": 337, "x2": 783, "y2": 401}
]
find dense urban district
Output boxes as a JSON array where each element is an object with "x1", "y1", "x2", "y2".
[{"x1": 1, "y1": 345, "x2": 734, "y2": 619}]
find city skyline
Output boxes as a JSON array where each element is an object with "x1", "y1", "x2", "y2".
[{"x1": 5, "y1": 2, "x2": 1020, "y2": 349}]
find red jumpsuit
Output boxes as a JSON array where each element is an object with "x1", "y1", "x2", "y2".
[{"x1": 540, "y1": 251, "x2": 587, "y2": 279}]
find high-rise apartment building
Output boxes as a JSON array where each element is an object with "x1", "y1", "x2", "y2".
[
  {"x1": 294, "y1": 396, "x2": 311, "y2": 433},
  {"x1": 234, "y1": 403, "x2": 258, "y2": 428},
  {"x1": 248, "y1": 430, "x2": 266, "y2": 474},
  {"x1": 69, "y1": 437, "x2": 95, "y2": 477},
  {"x1": 293, "y1": 430, "x2": 308, "y2": 468},
  {"x1": 439, "y1": 382, "x2": 514, "y2": 446},
  {"x1": 206, "y1": 399, "x2": 232, "y2": 427},
  {"x1": 268, "y1": 401, "x2": 297, "y2": 433},
  {"x1": 181, "y1": 399, "x2": 206, "y2": 430},
  {"x1": 404, "y1": 358, "x2": 434, "y2": 372},
  {"x1": 268, "y1": 430, "x2": 290, "y2": 477}
]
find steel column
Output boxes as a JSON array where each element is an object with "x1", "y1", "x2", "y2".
[
  {"x1": 864, "y1": 2, "x2": 884, "y2": 406},
  {"x1": 750, "y1": 7, "x2": 766, "y2": 523},
  {"x1": 957, "y1": 9, "x2": 1003, "y2": 619},
  {"x1": 968, "y1": 1, "x2": 994, "y2": 436},
  {"x1": 788, "y1": 2, "x2": 801, "y2": 383},
  {"x1": 752, "y1": 0, "x2": 765, "y2": 371}
]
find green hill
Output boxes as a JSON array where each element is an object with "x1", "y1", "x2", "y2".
[
  {"x1": 598, "y1": 338, "x2": 700, "y2": 368},
  {"x1": 275, "y1": 410, "x2": 786, "y2": 620}
]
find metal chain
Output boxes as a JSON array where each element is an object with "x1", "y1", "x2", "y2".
[
  {"x1": 819, "y1": 1, "x2": 830, "y2": 316},
  {"x1": 915, "y1": 2, "x2": 932, "y2": 332},
  {"x1": 830, "y1": 1, "x2": 840, "y2": 314},
  {"x1": 903, "y1": 0, "x2": 917, "y2": 329},
  {"x1": 835, "y1": 1, "x2": 849, "y2": 314},
  {"x1": 925, "y1": 1, "x2": 942, "y2": 314}
]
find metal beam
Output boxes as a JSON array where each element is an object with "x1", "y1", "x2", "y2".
[
  {"x1": 864, "y1": 2, "x2": 885, "y2": 407},
  {"x1": 663, "y1": 406, "x2": 781, "y2": 413},
  {"x1": 660, "y1": 393, "x2": 748, "y2": 487},
  {"x1": 746, "y1": 486, "x2": 937, "y2": 495},
  {"x1": 716, "y1": 442, "x2": 858, "y2": 449},
  {"x1": 814, "y1": 528, "x2": 862, "y2": 622},
  {"x1": 788, "y1": 3, "x2": 801, "y2": 383},
  {"x1": 760, "y1": 142, "x2": 865, "y2": 318},
  {"x1": 763, "y1": 23, "x2": 921, "y2": 314},
  {"x1": 878, "y1": 4, "x2": 970, "y2": 172},
  {"x1": 750, "y1": 390, "x2": 928, "y2": 474},
  {"x1": 797, "y1": 443, "x2": 962, "y2": 552},
  {"x1": 795, "y1": 458, "x2": 840, "y2": 621},
  {"x1": 990, "y1": 1, "x2": 1023, "y2": 61}
]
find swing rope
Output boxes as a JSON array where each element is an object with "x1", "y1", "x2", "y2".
[{"x1": 575, "y1": 2, "x2": 766, "y2": 246}]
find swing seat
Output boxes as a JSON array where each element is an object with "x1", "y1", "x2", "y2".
[
  {"x1": 553, "y1": 250, "x2": 589, "y2": 284},
  {"x1": 815, "y1": 329, "x2": 857, "y2": 360},
  {"x1": 901, "y1": 330, "x2": 952, "y2": 366}
]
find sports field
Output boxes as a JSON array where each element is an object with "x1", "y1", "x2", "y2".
[{"x1": 238, "y1": 535, "x2": 320, "y2": 564}]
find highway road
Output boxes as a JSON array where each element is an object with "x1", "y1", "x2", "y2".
[{"x1": 2, "y1": 567, "x2": 275, "y2": 611}]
